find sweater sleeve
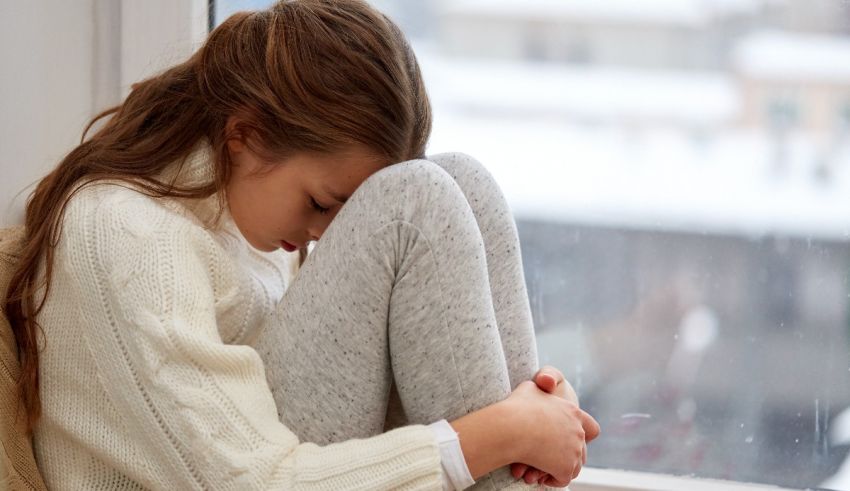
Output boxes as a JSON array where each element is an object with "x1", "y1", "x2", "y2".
[{"x1": 58, "y1": 186, "x2": 443, "y2": 490}]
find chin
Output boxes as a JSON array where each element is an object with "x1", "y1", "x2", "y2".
[
  {"x1": 260, "y1": 245, "x2": 279, "y2": 253},
  {"x1": 245, "y1": 236, "x2": 277, "y2": 253}
]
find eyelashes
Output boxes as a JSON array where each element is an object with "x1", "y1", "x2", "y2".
[{"x1": 310, "y1": 197, "x2": 330, "y2": 214}]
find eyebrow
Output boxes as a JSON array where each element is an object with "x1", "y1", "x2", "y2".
[{"x1": 323, "y1": 186, "x2": 349, "y2": 204}]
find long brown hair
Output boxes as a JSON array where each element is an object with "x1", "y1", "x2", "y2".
[{"x1": 5, "y1": 0, "x2": 431, "y2": 433}]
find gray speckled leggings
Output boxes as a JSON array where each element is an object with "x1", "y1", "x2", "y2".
[{"x1": 253, "y1": 152, "x2": 539, "y2": 490}]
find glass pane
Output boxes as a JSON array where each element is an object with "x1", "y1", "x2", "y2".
[
  {"x1": 212, "y1": 0, "x2": 276, "y2": 25},
  {"x1": 212, "y1": 1, "x2": 850, "y2": 489}
]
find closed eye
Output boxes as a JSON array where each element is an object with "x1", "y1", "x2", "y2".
[{"x1": 310, "y1": 197, "x2": 330, "y2": 214}]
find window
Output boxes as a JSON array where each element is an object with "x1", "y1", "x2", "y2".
[
  {"x1": 767, "y1": 96, "x2": 801, "y2": 131},
  {"x1": 839, "y1": 102, "x2": 850, "y2": 131},
  {"x1": 213, "y1": 1, "x2": 850, "y2": 489},
  {"x1": 211, "y1": 0, "x2": 274, "y2": 27}
]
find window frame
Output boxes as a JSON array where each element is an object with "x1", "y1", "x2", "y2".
[{"x1": 572, "y1": 468, "x2": 803, "y2": 491}]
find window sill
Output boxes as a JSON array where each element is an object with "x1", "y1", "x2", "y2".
[{"x1": 571, "y1": 467, "x2": 801, "y2": 491}]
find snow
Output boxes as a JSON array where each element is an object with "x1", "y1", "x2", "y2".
[
  {"x1": 734, "y1": 30, "x2": 850, "y2": 82},
  {"x1": 418, "y1": 53, "x2": 739, "y2": 126},
  {"x1": 443, "y1": 0, "x2": 765, "y2": 26},
  {"x1": 415, "y1": 50, "x2": 850, "y2": 240},
  {"x1": 428, "y1": 112, "x2": 850, "y2": 240}
]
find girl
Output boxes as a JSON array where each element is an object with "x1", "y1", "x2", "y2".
[{"x1": 5, "y1": 0, "x2": 599, "y2": 489}]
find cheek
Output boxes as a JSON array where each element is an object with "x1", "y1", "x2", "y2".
[
  {"x1": 311, "y1": 209, "x2": 340, "y2": 237},
  {"x1": 267, "y1": 195, "x2": 302, "y2": 232},
  {"x1": 238, "y1": 192, "x2": 291, "y2": 237},
  {"x1": 279, "y1": 193, "x2": 324, "y2": 236}
]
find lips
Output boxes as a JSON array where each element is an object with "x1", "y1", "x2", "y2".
[{"x1": 280, "y1": 240, "x2": 297, "y2": 252}]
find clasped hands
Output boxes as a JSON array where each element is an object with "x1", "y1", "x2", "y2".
[{"x1": 511, "y1": 366, "x2": 600, "y2": 487}]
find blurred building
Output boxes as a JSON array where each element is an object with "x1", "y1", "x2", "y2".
[
  {"x1": 761, "y1": 0, "x2": 850, "y2": 34},
  {"x1": 734, "y1": 30, "x2": 850, "y2": 136},
  {"x1": 438, "y1": 0, "x2": 763, "y2": 70},
  {"x1": 436, "y1": 0, "x2": 850, "y2": 140}
]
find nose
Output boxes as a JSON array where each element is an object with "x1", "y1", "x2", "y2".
[
  {"x1": 307, "y1": 227, "x2": 321, "y2": 243},
  {"x1": 307, "y1": 212, "x2": 335, "y2": 243}
]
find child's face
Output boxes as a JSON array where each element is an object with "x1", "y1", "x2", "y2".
[{"x1": 225, "y1": 140, "x2": 385, "y2": 253}]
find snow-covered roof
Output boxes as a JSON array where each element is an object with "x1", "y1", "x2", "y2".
[
  {"x1": 416, "y1": 50, "x2": 850, "y2": 239},
  {"x1": 417, "y1": 48, "x2": 738, "y2": 126},
  {"x1": 428, "y1": 113, "x2": 850, "y2": 240},
  {"x1": 443, "y1": 0, "x2": 764, "y2": 27},
  {"x1": 734, "y1": 30, "x2": 850, "y2": 82}
]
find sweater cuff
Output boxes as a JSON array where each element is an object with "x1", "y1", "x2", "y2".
[{"x1": 428, "y1": 419, "x2": 476, "y2": 490}]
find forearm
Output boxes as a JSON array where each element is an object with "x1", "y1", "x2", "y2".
[{"x1": 448, "y1": 401, "x2": 517, "y2": 481}]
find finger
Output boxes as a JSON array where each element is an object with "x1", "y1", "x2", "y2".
[
  {"x1": 543, "y1": 475, "x2": 570, "y2": 487},
  {"x1": 580, "y1": 410, "x2": 602, "y2": 442},
  {"x1": 524, "y1": 469, "x2": 541, "y2": 484},
  {"x1": 534, "y1": 366, "x2": 564, "y2": 388},
  {"x1": 537, "y1": 473, "x2": 550, "y2": 485},
  {"x1": 561, "y1": 380, "x2": 579, "y2": 405},
  {"x1": 538, "y1": 365, "x2": 565, "y2": 382},
  {"x1": 533, "y1": 372, "x2": 558, "y2": 393},
  {"x1": 511, "y1": 463, "x2": 528, "y2": 479},
  {"x1": 572, "y1": 461, "x2": 582, "y2": 480},
  {"x1": 582, "y1": 442, "x2": 587, "y2": 465}
]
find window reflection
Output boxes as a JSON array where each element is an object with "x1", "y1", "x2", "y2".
[{"x1": 524, "y1": 224, "x2": 849, "y2": 488}]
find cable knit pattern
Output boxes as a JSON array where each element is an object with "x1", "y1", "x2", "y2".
[{"x1": 30, "y1": 143, "x2": 444, "y2": 490}]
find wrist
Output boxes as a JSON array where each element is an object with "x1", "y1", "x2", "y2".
[
  {"x1": 449, "y1": 400, "x2": 518, "y2": 479},
  {"x1": 494, "y1": 397, "x2": 532, "y2": 465}
]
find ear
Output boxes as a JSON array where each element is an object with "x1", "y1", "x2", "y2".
[{"x1": 224, "y1": 115, "x2": 247, "y2": 154}]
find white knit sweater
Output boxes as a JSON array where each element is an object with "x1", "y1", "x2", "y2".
[{"x1": 31, "y1": 143, "x2": 445, "y2": 490}]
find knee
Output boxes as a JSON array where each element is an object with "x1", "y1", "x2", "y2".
[
  {"x1": 360, "y1": 158, "x2": 463, "y2": 201},
  {"x1": 427, "y1": 151, "x2": 488, "y2": 177},
  {"x1": 354, "y1": 158, "x2": 473, "y2": 222},
  {"x1": 426, "y1": 152, "x2": 510, "y2": 212},
  {"x1": 426, "y1": 152, "x2": 501, "y2": 195}
]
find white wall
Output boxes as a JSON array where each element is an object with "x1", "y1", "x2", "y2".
[
  {"x1": 0, "y1": 1, "x2": 96, "y2": 227},
  {"x1": 0, "y1": 0, "x2": 207, "y2": 228}
]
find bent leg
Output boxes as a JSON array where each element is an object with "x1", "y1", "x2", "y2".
[
  {"x1": 385, "y1": 151, "x2": 541, "y2": 446},
  {"x1": 427, "y1": 152, "x2": 539, "y2": 390},
  {"x1": 254, "y1": 159, "x2": 536, "y2": 489}
]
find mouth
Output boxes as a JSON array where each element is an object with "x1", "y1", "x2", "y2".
[{"x1": 280, "y1": 240, "x2": 298, "y2": 252}]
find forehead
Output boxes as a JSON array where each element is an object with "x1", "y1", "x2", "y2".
[{"x1": 296, "y1": 149, "x2": 387, "y2": 193}]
